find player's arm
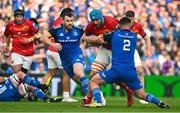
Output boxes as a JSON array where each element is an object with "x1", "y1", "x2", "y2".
[
  {"x1": 103, "y1": 32, "x2": 113, "y2": 44},
  {"x1": 81, "y1": 33, "x2": 104, "y2": 44},
  {"x1": 3, "y1": 24, "x2": 11, "y2": 56},
  {"x1": 39, "y1": 30, "x2": 62, "y2": 51},
  {"x1": 138, "y1": 24, "x2": 152, "y2": 57},
  {"x1": 143, "y1": 35, "x2": 152, "y2": 57}
]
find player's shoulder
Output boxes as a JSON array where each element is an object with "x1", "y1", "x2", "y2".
[
  {"x1": 6, "y1": 20, "x2": 15, "y2": 26},
  {"x1": 86, "y1": 22, "x2": 94, "y2": 29},
  {"x1": 73, "y1": 25, "x2": 83, "y2": 29},
  {"x1": 133, "y1": 21, "x2": 142, "y2": 28},
  {"x1": 104, "y1": 16, "x2": 118, "y2": 21},
  {"x1": 73, "y1": 25, "x2": 84, "y2": 31}
]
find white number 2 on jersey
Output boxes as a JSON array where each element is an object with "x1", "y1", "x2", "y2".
[{"x1": 123, "y1": 39, "x2": 130, "y2": 51}]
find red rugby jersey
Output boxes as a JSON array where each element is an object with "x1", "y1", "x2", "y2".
[
  {"x1": 131, "y1": 21, "x2": 146, "y2": 38},
  {"x1": 4, "y1": 19, "x2": 39, "y2": 56},
  {"x1": 85, "y1": 16, "x2": 118, "y2": 50}
]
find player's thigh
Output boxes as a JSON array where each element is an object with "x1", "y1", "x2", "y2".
[
  {"x1": 22, "y1": 56, "x2": 33, "y2": 70},
  {"x1": 134, "y1": 49, "x2": 142, "y2": 67},
  {"x1": 62, "y1": 60, "x2": 74, "y2": 78},
  {"x1": 95, "y1": 46, "x2": 111, "y2": 66},
  {"x1": 11, "y1": 53, "x2": 23, "y2": 72},
  {"x1": 46, "y1": 50, "x2": 62, "y2": 69},
  {"x1": 122, "y1": 69, "x2": 143, "y2": 90},
  {"x1": 73, "y1": 62, "x2": 84, "y2": 78},
  {"x1": 98, "y1": 69, "x2": 119, "y2": 84}
]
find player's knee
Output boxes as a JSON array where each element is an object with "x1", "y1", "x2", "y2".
[{"x1": 136, "y1": 66, "x2": 144, "y2": 76}]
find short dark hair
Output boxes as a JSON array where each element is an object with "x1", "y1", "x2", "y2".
[
  {"x1": 60, "y1": 8, "x2": 74, "y2": 18},
  {"x1": 119, "y1": 17, "x2": 131, "y2": 26},
  {"x1": 125, "y1": 10, "x2": 135, "y2": 18},
  {"x1": 14, "y1": 8, "x2": 24, "y2": 17}
]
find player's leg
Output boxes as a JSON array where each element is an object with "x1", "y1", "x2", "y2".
[
  {"x1": 11, "y1": 53, "x2": 24, "y2": 73},
  {"x1": 41, "y1": 68, "x2": 57, "y2": 86},
  {"x1": 25, "y1": 84, "x2": 61, "y2": 102},
  {"x1": 12, "y1": 71, "x2": 48, "y2": 92},
  {"x1": 73, "y1": 62, "x2": 88, "y2": 96},
  {"x1": 85, "y1": 69, "x2": 116, "y2": 107},
  {"x1": 43, "y1": 50, "x2": 59, "y2": 86},
  {"x1": 83, "y1": 47, "x2": 107, "y2": 105},
  {"x1": 61, "y1": 69, "x2": 78, "y2": 102},
  {"x1": 124, "y1": 69, "x2": 169, "y2": 108},
  {"x1": 134, "y1": 88, "x2": 170, "y2": 108},
  {"x1": 134, "y1": 49, "x2": 148, "y2": 104},
  {"x1": 48, "y1": 50, "x2": 77, "y2": 102}
]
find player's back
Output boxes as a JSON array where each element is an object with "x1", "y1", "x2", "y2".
[{"x1": 111, "y1": 29, "x2": 137, "y2": 69}]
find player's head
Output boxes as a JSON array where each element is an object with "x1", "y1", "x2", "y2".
[
  {"x1": 14, "y1": 8, "x2": 24, "y2": 24},
  {"x1": 90, "y1": 9, "x2": 104, "y2": 28},
  {"x1": 125, "y1": 10, "x2": 135, "y2": 20},
  {"x1": 119, "y1": 17, "x2": 132, "y2": 30},
  {"x1": 60, "y1": 7, "x2": 74, "y2": 30}
]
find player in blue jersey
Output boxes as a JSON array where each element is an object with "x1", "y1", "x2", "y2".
[
  {"x1": 0, "y1": 71, "x2": 62, "y2": 102},
  {"x1": 46, "y1": 8, "x2": 89, "y2": 96},
  {"x1": 85, "y1": 17, "x2": 170, "y2": 108}
]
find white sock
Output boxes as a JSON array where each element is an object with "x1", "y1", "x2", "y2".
[{"x1": 63, "y1": 92, "x2": 70, "y2": 99}]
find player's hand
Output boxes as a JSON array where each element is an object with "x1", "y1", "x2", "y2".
[
  {"x1": 146, "y1": 49, "x2": 152, "y2": 58},
  {"x1": 98, "y1": 34, "x2": 104, "y2": 44},
  {"x1": 2, "y1": 43, "x2": 11, "y2": 57},
  {"x1": 50, "y1": 43, "x2": 62, "y2": 51}
]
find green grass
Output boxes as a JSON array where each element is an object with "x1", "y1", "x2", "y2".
[{"x1": 0, "y1": 97, "x2": 180, "y2": 112}]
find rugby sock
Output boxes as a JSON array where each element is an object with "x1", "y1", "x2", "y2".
[
  {"x1": 145, "y1": 93, "x2": 159, "y2": 105},
  {"x1": 33, "y1": 89, "x2": 46, "y2": 100},
  {"x1": 80, "y1": 76, "x2": 89, "y2": 95},
  {"x1": 45, "y1": 77, "x2": 52, "y2": 86},
  {"x1": 92, "y1": 88, "x2": 101, "y2": 103},
  {"x1": 63, "y1": 92, "x2": 70, "y2": 99},
  {"x1": 23, "y1": 75, "x2": 39, "y2": 87}
]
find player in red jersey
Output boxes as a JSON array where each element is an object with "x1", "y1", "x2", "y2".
[
  {"x1": 41, "y1": 17, "x2": 78, "y2": 102},
  {"x1": 3, "y1": 8, "x2": 61, "y2": 75},
  {"x1": 125, "y1": 10, "x2": 152, "y2": 104},
  {"x1": 82, "y1": 9, "x2": 134, "y2": 107}
]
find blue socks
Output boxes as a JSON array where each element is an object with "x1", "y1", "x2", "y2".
[
  {"x1": 23, "y1": 75, "x2": 39, "y2": 87},
  {"x1": 92, "y1": 88, "x2": 101, "y2": 103},
  {"x1": 145, "y1": 93, "x2": 159, "y2": 105},
  {"x1": 33, "y1": 89, "x2": 46, "y2": 100},
  {"x1": 80, "y1": 76, "x2": 88, "y2": 95}
]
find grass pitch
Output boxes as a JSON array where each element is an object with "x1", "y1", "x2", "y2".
[{"x1": 0, "y1": 97, "x2": 179, "y2": 112}]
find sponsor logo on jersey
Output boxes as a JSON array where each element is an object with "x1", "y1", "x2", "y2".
[
  {"x1": 73, "y1": 30, "x2": 78, "y2": 36},
  {"x1": 23, "y1": 26, "x2": 29, "y2": 30},
  {"x1": 59, "y1": 33, "x2": 64, "y2": 36}
]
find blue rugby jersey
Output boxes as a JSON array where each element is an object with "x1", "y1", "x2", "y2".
[
  {"x1": 49, "y1": 26, "x2": 84, "y2": 60},
  {"x1": 104, "y1": 29, "x2": 137, "y2": 69}
]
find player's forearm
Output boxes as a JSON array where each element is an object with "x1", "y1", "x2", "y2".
[
  {"x1": 83, "y1": 35, "x2": 102, "y2": 44},
  {"x1": 3, "y1": 35, "x2": 10, "y2": 47},
  {"x1": 144, "y1": 35, "x2": 151, "y2": 50},
  {"x1": 39, "y1": 36, "x2": 52, "y2": 46}
]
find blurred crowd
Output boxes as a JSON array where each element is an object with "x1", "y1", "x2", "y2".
[{"x1": 0, "y1": 0, "x2": 179, "y2": 76}]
